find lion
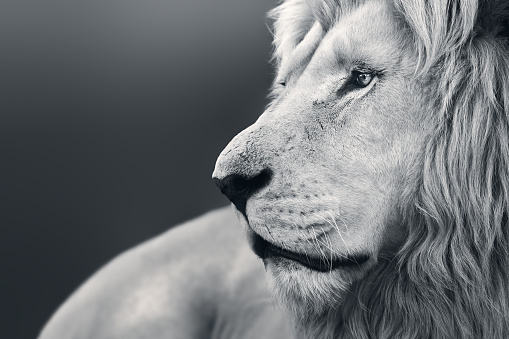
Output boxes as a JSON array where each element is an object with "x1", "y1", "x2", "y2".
[{"x1": 40, "y1": 0, "x2": 509, "y2": 338}]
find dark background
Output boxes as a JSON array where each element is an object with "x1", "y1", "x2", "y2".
[{"x1": 0, "y1": 0, "x2": 275, "y2": 337}]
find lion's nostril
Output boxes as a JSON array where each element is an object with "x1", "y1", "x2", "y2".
[{"x1": 213, "y1": 169, "x2": 272, "y2": 215}]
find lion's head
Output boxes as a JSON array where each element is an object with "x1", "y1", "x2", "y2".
[{"x1": 213, "y1": 0, "x2": 509, "y2": 338}]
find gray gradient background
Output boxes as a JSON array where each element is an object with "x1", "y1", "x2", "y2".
[{"x1": 1, "y1": 0, "x2": 275, "y2": 337}]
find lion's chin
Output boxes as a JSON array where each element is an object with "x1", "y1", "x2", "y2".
[
  {"x1": 263, "y1": 255, "x2": 356, "y2": 319},
  {"x1": 245, "y1": 226, "x2": 375, "y2": 318}
]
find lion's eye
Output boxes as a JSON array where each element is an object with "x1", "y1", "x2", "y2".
[{"x1": 352, "y1": 71, "x2": 374, "y2": 88}]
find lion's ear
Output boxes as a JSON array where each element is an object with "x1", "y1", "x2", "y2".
[{"x1": 268, "y1": 0, "x2": 315, "y2": 67}]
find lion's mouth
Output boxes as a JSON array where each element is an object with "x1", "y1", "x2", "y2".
[{"x1": 250, "y1": 231, "x2": 370, "y2": 272}]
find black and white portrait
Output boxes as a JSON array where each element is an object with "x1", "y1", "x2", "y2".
[{"x1": 3, "y1": 0, "x2": 509, "y2": 338}]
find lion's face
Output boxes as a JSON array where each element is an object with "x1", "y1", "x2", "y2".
[{"x1": 214, "y1": 1, "x2": 432, "y2": 310}]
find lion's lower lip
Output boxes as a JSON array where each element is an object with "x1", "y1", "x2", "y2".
[{"x1": 250, "y1": 231, "x2": 370, "y2": 272}]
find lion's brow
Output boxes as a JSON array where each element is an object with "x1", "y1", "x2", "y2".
[{"x1": 306, "y1": 0, "x2": 366, "y2": 29}]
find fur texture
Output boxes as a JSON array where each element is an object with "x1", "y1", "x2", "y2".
[{"x1": 267, "y1": 0, "x2": 509, "y2": 338}]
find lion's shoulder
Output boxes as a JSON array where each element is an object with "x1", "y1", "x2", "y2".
[{"x1": 39, "y1": 207, "x2": 291, "y2": 339}]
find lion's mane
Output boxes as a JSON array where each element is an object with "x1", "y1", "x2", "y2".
[{"x1": 269, "y1": 1, "x2": 509, "y2": 338}]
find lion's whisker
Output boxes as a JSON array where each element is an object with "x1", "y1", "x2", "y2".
[
  {"x1": 320, "y1": 225, "x2": 334, "y2": 271},
  {"x1": 312, "y1": 212, "x2": 351, "y2": 260},
  {"x1": 313, "y1": 212, "x2": 352, "y2": 260},
  {"x1": 327, "y1": 210, "x2": 346, "y2": 233},
  {"x1": 296, "y1": 223, "x2": 313, "y2": 263},
  {"x1": 311, "y1": 227, "x2": 331, "y2": 268},
  {"x1": 329, "y1": 209, "x2": 349, "y2": 233}
]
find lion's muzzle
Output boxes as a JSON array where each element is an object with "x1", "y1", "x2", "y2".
[{"x1": 212, "y1": 120, "x2": 278, "y2": 217}]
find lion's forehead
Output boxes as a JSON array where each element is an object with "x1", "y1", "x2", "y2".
[{"x1": 306, "y1": 0, "x2": 370, "y2": 29}]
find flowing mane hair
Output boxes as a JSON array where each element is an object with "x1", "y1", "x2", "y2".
[{"x1": 269, "y1": 0, "x2": 509, "y2": 338}]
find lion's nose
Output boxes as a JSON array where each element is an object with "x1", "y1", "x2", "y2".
[{"x1": 213, "y1": 169, "x2": 272, "y2": 215}]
